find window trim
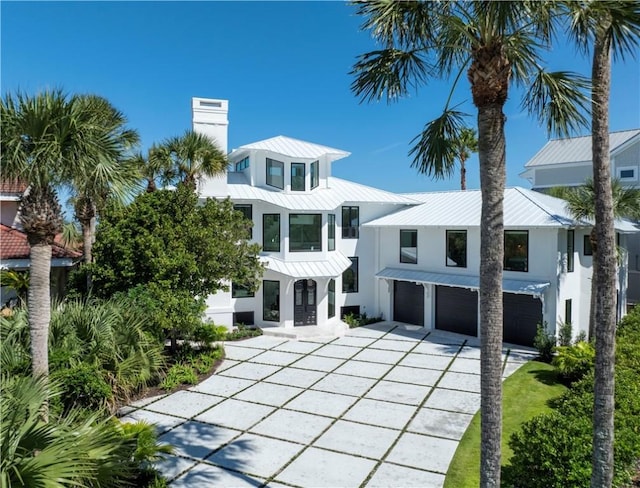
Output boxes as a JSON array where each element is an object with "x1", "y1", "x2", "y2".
[
  {"x1": 567, "y1": 229, "x2": 575, "y2": 272},
  {"x1": 291, "y1": 162, "x2": 305, "y2": 192},
  {"x1": 263, "y1": 280, "x2": 280, "y2": 322},
  {"x1": 328, "y1": 214, "x2": 336, "y2": 251},
  {"x1": 262, "y1": 213, "x2": 280, "y2": 252},
  {"x1": 342, "y1": 257, "x2": 359, "y2": 293},
  {"x1": 266, "y1": 158, "x2": 284, "y2": 190},
  {"x1": 504, "y1": 230, "x2": 529, "y2": 272},
  {"x1": 311, "y1": 160, "x2": 319, "y2": 189},
  {"x1": 234, "y1": 204, "x2": 253, "y2": 239},
  {"x1": 328, "y1": 279, "x2": 335, "y2": 318},
  {"x1": 584, "y1": 234, "x2": 593, "y2": 256},
  {"x1": 617, "y1": 166, "x2": 637, "y2": 181},
  {"x1": 234, "y1": 156, "x2": 250, "y2": 172},
  {"x1": 565, "y1": 298, "x2": 572, "y2": 325},
  {"x1": 399, "y1": 229, "x2": 418, "y2": 264},
  {"x1": 342, "y1": 206, "x2": 359, "y2": 239},
  {"x1": 289, "y1": 213, "x2": 322, "y2": 252},
  {"x1": 446, "y1": 230, "x2": 467, "y2": 268}
]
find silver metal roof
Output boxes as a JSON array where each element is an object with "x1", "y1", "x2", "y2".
[
  {"x1": 524, "y1": 129, "x2": 640, "y2": 168},
  {"x1": 233, "y1": 135, "x2": 351, "y2": 161},
  {"x1": 365, "y1": 187, "x2": 580, "y2": 228},
  {"x1": 228, "y1": 174, "x2": 420, "y2": 211},
  {"x1": 376, "y1": 267, "x2": 550, "y2": 297},
  {"x1": 262, "y1": 252, "x2": 352, "y2": 278}
]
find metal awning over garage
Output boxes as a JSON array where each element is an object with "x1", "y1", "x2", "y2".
[
  {"x1": 376, "y1": 267, "x2": 550, "y2": 297},
  {"x1": 262, "y1": 252, "x2": 352, "y2": 279}
]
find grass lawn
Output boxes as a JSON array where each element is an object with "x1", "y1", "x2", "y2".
[{"x1": 444, "y1": 360, "x2": 568, "y2": 487}]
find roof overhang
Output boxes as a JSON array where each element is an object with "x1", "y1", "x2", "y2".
[
  {"x1": 261, "y1": 252, "x2": 352, "y2": 279},
  {"x1": 0, "y1": 258, "x2": 77, "y2": 269},
  {"x1": 375, "y1": 267, "x2": 550, "y2": 297}
]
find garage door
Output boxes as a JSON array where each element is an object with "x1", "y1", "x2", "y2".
[
  {"x1": 393, "y1": 281, "x2": 424, "y2": 326},
  {"x1": 503, "y1": 293, "x2": 542, "y2": 347},
  {"x1": 436, "y1": 286, "x2": 478, "y2": 336}
]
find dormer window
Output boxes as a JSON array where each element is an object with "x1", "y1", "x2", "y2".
[
  {"x1": 291, "y1": 163, "x2": 305, "y2": 191},
  {"x1": 311, "y1": 160, "x2": 319, "y2": 189},
  {"x1": 235, "y1": 156, "x2": 249, "y2": 172},
  {"x1": 266, "y1": 158, "x2": 284, "y2": 189}
]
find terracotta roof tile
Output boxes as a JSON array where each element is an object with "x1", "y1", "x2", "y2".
[
  {"x1": 0, "y1": 224, "x2": 82, "y2": 260},
  {"x1": 0, "y1": 179, "x2": 28, "y2": 194}
]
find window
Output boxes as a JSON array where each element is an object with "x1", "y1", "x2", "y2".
[
  {"x1": 263, "y1": 214, "x2": 280, "y2": 252},
  {"x1": 234, "y1": 204, "x2": 253, "y2": 239},
  {"x1": 584, "y1": 234, "x2": 593, "y2": 256},
  {"x1": 342, "y1": 257, "x2": 358, "y2": 293},
  {"x1": 311, "y1": 160, "x2": 319, "y2": 189},
  {"x1": 400, "y1": 230, "x2": 418, "y2": 264},
  {"x1": 234, "y1": 156, "x2": 249, "y2": 172},
  {"x1": 618, "y1": 166, "x2": 637, "y2": 180},
  {"x1": 565, "y1": 299, "x2": 572, "y2": 325},
  {"x1": 567, "y1": 230, "x2": 575, "y2": 272},
  {"x1": 233, "y1": 311, "x2": 254, "y2": 326},
  {"x1": 289, "y1": 214, "x2": 322, "y2": 252},
  {"x1": 446, "y1": 230, "x2": 467, "y2": 267},
  {"x1": 263, "y1": 280, "x2": 280, "y2": 322},
  {"x1": 342, "y1": 206, "x2": 359, "y2": 239},
  {"x1": 328, "y1": 279, "x2": 335, "y2": 318},
  {"x1": 340, "y1": 305, "x2": 360, "y2": 318},
  {"x1": 504, "y1": 230, "x2": 528, "y2": 272},
  {"x1": 291, "y1": 163, "x2": 305, "y2": 191},
  {"x1": 328, "y1": 214, "x2": 336, "y2": 251},
  {"x1": 232, "y1": 283, "x2": 254, "y2": 298},
  {"x1": 266, "y1": 158, "x2": 284, "y2": 189}
]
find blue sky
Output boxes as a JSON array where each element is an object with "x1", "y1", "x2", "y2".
[{"x1": 2, "y1": 1, "x2": 639, "y2": 193}]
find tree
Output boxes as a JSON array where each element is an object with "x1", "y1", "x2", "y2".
[
  {"x1": 70, "y1": 95, "x2": 140, "y2": 267},
  {"x1": 128, "y1": 144, "x2": 172, "y2": 193},
  {"x1": 158, "y1": 130, "x2": 227, "y2": 190},
  {"x1": 563, "y1": 3, "x2": 640, "y2": 485},
  {"x1": 351, "y1": 2, "x2": 588, "y2": 485},
  {"x1": 90, "y1": 184, "x2": 263, "y2": 344},
  {"x1": 453, "y1": 127, "x2": 478, "y2": 190},
  {"x1": 550, "y1": 180, "x2": 640, "y2": 338},
  {"x1": 1, "y1": 91, "x2": 130, "y2": 391}
]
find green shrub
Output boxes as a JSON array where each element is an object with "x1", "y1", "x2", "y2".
[
  {"x1": 51, "y1": 363, "x2": 113, "y2": 412},
  {"x1": 533, "y1": 323, "x2": 556, "y2": 362},
  {"x1": 160, "y1": 364, "x2": 198, "y2": 390},
  {"x1": 343, "y1": 312, "x2": 384, "y2": 328},
  {"x1": 192, "y1": 323, "x2": 228, "y2": 344},
  {"x1": 226, "y1": 325, "x2": 263, "y2": 341},
  {"x1": 552, "y1": 341, "x2": 595, "y2": 384},
  {"x1": 557, "y1": 321, "x2": 573, "y2": 346}
]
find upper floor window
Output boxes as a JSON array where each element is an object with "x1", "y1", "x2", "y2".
[
  {"x1": 232, "y1": 282, "x2": 254, "y2": 298},
  {"x1": 266, "y1": 158, "x2": 284, "y2": 189},
  {"x1": 328, "y1": 214, "x2": 336, "y2": 251},
  {"x1": 584, "y1": 234, "x2": 593, "y2": 256},
  {"x1": 342, "y1": 257, "x2": 358, "y2": 293},
  {"x1": 289, "y1": 214, "x2": 322, "y2": 252},
  {"x1": 618, "y1": 166, "x2": 637, "y2": 181},
  {"x1": 342, "y1": 206, "x2": 359, "y2": 239},
  {"x1": 263, "y1": 214, "x2": 280, "y2": 252},
  {"x1": 291, "y1": 163, "x2": 305, "y2": 191},
  {"x1": 447, "y1": 230, "x2": 467, "y2": 268},
  {"x1": 233, "y1": 204, "x2": 253, "y2": 239},
  {"x1": 504, "y1": 230, "x2": 528, "y2": 272},
  {"x1": 311, "y1": 160, "x2": 319, "y2": 189},
  {"x1": 400, "y1": 230, "x2": 418, "y2": 264},
  {"x1": 567, "y1": 229, "x2": 575, "y2": 272},
  {"x1": 234, "y1": 156, "x2": 249, "y2": 172}
]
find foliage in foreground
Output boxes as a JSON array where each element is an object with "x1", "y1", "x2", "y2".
[
  {"x1": 0, "y1": 374, "x2": 172, "y2": 488},
  {"x1": 504, "y1": 306, "x2": 640, "y2": 487},
  {"x1": 343, "y1": 312, "x2": 384, "y2": 329}
]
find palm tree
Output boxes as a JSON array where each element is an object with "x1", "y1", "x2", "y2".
[
  {"x1": 563, "y1": 3, "x2": 640, "y2": 485},
  {"x1": 1, "y1": 91, "x2": 128, "y2": 392},
  {"x1": 129, "y1": 144, "x2": 172, "y2": 193},
  {"x1": 159, "y1": 130, "x2": 227, "y2": 190},
  {"x1": 453, "y1": 127, "x2": 478, "y2": 190},
  {"x1": 351, "y1": 2, "x2": 588, "y2": 484},
  {"x1": 70, "y1": 95, "x2": 140, "y2": 266}
]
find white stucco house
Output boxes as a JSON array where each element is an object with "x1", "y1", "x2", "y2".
[
  {"x1": 192, "y1": 97, "x2": 636, "y2": 346},
  {"x1": 520, "y1": 129, "x2": 640, "y2": 304}
]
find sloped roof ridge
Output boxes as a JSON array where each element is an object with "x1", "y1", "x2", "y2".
[
  {"x1": 240, "y1": 135, "x2": 349, "y2": 155},
  {"x1": 329, "y1": 176, "x2": 422, "y2": 204},
  {"x1": 544, "y1": 128, "x2": 640, "y2": 143},
  {"x1": 513, "y1": 187, "x2": 577, "y2": 226}
]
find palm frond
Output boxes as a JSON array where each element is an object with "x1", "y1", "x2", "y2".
[{"x1": 409, "y1": 108, "x2": 469, "y2": 179}]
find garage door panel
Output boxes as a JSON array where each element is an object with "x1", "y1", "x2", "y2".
[
  {"x1": 436, "y1": 286, "x2": 478, "y2": 336},
  {"x1": 394, "y1": 281, "x2": 424, "y2": 326},
  {"x1": 503, "y1": 293, "x2": 542, "y2": 347}
]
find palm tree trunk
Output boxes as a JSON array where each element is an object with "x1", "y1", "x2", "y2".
[
  {"x1": 589, "y1": 246, "x2": 597, "y2": 340},
  {"x1": 590, "y1": 19, "x2": 616, "y2": 488},
  {"x1": 460, "y1": 158, "x2": 467, "y2": 191},
  {"x1": 28, "y1": 242, "x2": 52, "y2": 421},
  {"x1": 478, "y1": 103, "x2": 505, "y2": 488}
]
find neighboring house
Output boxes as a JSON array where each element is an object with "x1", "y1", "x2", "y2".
[
  {"x1": 0, "y1": 180, "x2": 81, "y2": 305},
  {"x1": 193, "y1": 97, "x2": 636, "y2": 346},
  {"x1": 521, "y1": 129, "x2": 640, "y2": 305}
]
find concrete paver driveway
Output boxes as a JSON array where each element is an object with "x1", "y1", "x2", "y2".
[{"x1": 121, "y1": 322, "x2": 535, "y2": 488}]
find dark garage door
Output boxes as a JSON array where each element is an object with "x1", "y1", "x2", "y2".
[
  {"x1": 393, "y1": 281, "x2": 424, "y2": 326},
  {"x1": 503, "y1": 293, "x2": 542, "y2": 347},
  {"x1": 436, "y1": 286, "x2": 478, "y2": 337}
]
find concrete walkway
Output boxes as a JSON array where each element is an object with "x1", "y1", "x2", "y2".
[{"x1": 121, "y1": 322, "x2": 536, "y2": 488}]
